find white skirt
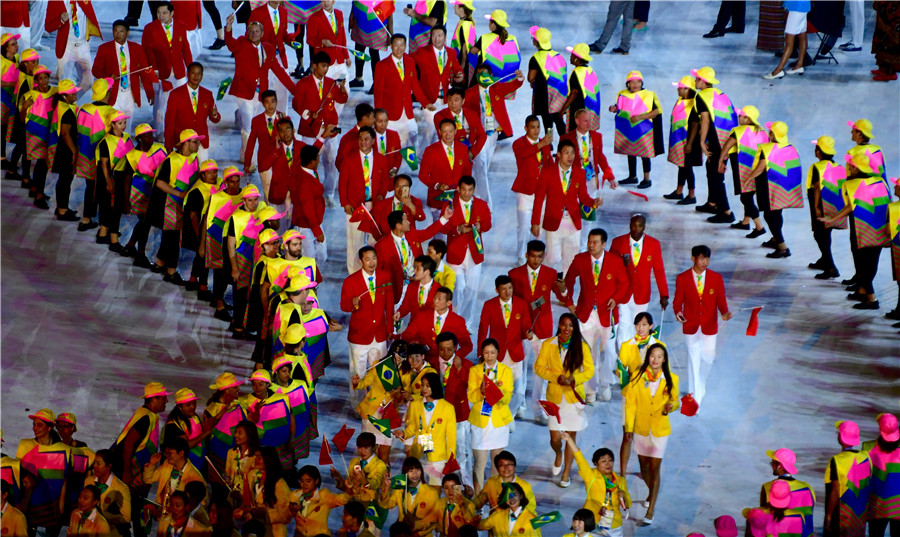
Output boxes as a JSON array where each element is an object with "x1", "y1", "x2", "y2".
[
  {"x1": 633, "y1": 431, "x2": 669, "y2": 458},
  {"x1": 471, "y1": 419, "x2": 510, "y2": 450},
  {"x1": 548, "y1": 398, "x2": 587, "y2": 432},
  {"x1": 785, "y1": 11, "x2": 808, "y2": 35}
]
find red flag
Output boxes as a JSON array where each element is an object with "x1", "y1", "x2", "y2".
[
  {"x1": 680, "y1": 394, "x2": 699, "y2": 416},
  {"x1": 319, "y1": 438, "x2": 333, "y2": 465},
  {"x1": 381, "y1": 401, "x2": 402, "y2": 429},
  {"x1": 538, "y1": 400, "x2": 561, "y2": 424},
  {"x1": 332, "y1": 425, "x2": 355, "y2": 453},
  {"x1": 373, "y1": 0, "x2": 395, "y2": 20},
  {"x1": 443, "y1": 453, "x2": 461, "y2": 475},
  {"x1": 626, "y1": 190, "x2": 650, "y2": 201},
  {"x1": 483, "y1": 376, "x2": 504, "y2": 406},
  {"x1": 349, "y1": 205, "x2": 383, "y2": 239},
  {"x1": 746, "y1": 307, "x2": 763, "y2": 336}
]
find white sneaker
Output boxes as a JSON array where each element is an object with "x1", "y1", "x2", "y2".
[
  {"x1": 786, "y1": 66, "x2": 805, "y2": 75},
  {"x1": 599, "y1": 385, "x2": 612, "y2": 402},
  {"x1": 763, "y1": 70, "x2": 785, "y2": 80},
  {"x1": 509, "y1": 419, "x2": 516, "y2": 433},
  {"x1": 585, "y1": 391, "x2": 597, "y2": 403}
]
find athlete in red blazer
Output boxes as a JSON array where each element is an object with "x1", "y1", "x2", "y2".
[
  {"x1": 560, "y1": 127, "x2": 615, "y2": 185},
  {"x1": 287, "y1": 166, "x2": 325, "y2": 238},
  {"x1": 433, "y1": 102, "x2": 486, "y2": 157},
  {"x1": 164, "y1": 81, "x2": 220, "y2": 150},
  {"x1": 564, "y1": 249, "x2": 631, "y2": 327},
  {"x1": 92, "y1": 39, "x2": 155, "y2": 108},
  {"x1": 267, "y1": 136, "x2": 314, "y2": 204},
  {"x1": 244, "y1": 109, "x2": 285, "y2": 173},
  {"x1": 463, "y1": 74, "x2": 524, "y2": 137},
  {"x1": 224, "y1": 27, "x2": 296, "y2": 100},
  {"x1": 340, "y1": 263, "x2": 395, "y2": 345},
  {"x1": 374, "y1": 126, "x2": 402, "y2": 169},
  {"x1": 508, "y1": 260, "x2": 565, "y2": 340},
  {"x1": 478, "y1": 295, "x2": 532, "y2": 363},
  {"x1": 511, "y1": 131, "x2": 554, "y2": 196},
  {"x1": 609, "y1": 227, "x2": 669, "y2": 307},
  {"x1": 338, "y1": 148, "x2": 389, "y2": 210},
  {"x1": 335, "y1": 125, "x2": 362, "y2": 172},
  {"x1": 5, "y1": 2, "x2": 29, "y2": 28},
  {"x1": 396, "y1": 278, "x2": 441, "y2": 324},
  {"x1": 371, "y1": 193, "x2": 427, "y2": 235},
  {"x1": 444, "y1": 189, "x2": 492, "y2": 266},
  {"x1": 375, "y1": 216, "x2": 447, "y2": 303},
  {"x1": 412, "y1": 40, "x2": 462, "y2": 105},
  {"x1": 374, "y1": 52, "x2": 430, "y2": 121},
  {"x1": 142, "y1": 18, "x2": 192, "y2": 82},
  {"x1": 440, "y1": 345, "x2": 473, "y2": 421},
  {"x1": 419, "y1": 136, "x2": 472, "y2": 210},
  {"x1": 174, "y1": 0, "x2": 202, "y2": 31},
  {"x1": 249, "y1": 2, "x2": 290, "y2": 68},
  {"x1": 305, "y1": 6, "x2": 349, "y2": 66},
  {"x1": 46, "y1": 0, "x2": 102, "y2": 59},
  {"x1": 531, "y1": 155, "x2": 597, "y2": 233},
  {"x1": 402, "y1": 306, "x2": 473, "y2": 366},
  {"x1": 291, "y1": 70, "x2": 347, "y2": 138},
  {"x1": 673, "y1": 268, "x2": 729, "y2": 335}
]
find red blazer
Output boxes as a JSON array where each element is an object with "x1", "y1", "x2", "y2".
[
  {"x1": 411, "y1": 45, "x2": 462, "y2": 105},
  {"x1": 92, "y1": 41, "x2": 155, "y2": 108},
  {"x1": 402, "y1": 307, "x2": 473, "y2": 367},
  {"x1": 268, "y1": 137, "x2": 321, "y2": 204},
  {"x1": 141, "y1": 19, "x2": 192, "y2": 81},
  {"x1": 291, "y1": 74, "x2": 347, "y2": 138},
  {"x1": 508, "y1": 264, "x2": 564, "y2": 339},
  {"x1": 338, "y1": 150, "x2": 389, "y2": 209},
  {"x1": 433, "y1": 107, "x2": 486, "y2": 157},
  {"x1": 560, "y1": 129, "x2": 614, "y2": 184},
  {"x1": 245, "y1": 111, "x2": 285, "y2": 172},
  {"x1": 463, "y1": 78, "x2": 524, "y2": 137},
  {"x1": 512, "y1": 135, "x2": 553, "y2": 195},
  {"x1": 444, "y1": 196, "x2": 491, "y2": 265},
  {"x1": 340, "y1": 269, "x2": 395, "y2": 344},
  {"x1": 335, "y1": 125, "x2": 361, "y2": 172},
  {"x1": 336, "y1": 127, "x2": 402, "y2": 172},
  {"x1": 564, "y1": 251, "x2": 631, "y2": 327},
  {"x1": 609, "y1": 234, "x2": 669, "y2": 305},
  {"x1": 477, "y1": 297, "x2": 531, "y2": 363},
  {"x1": 397, "y1": 280, "x2": 441, "y2": 323},
  {"x1": 305, "y1": 8, "x2": 349, "y2": 64},
  {"x1": 225, "y1": 29, "x2": 296, "y2": 100},
  {"x1": 164, "y1": 84, "x2": 219, "y2": 150},
  {"x1": 531, "y1": 162, "x2": 595, "y2": 231},
  {"x1": 46, "y1": 0, "x2": 101, "y2": 59},
  {"x1": 442, "y1": 358, "x2": 473, "y2": 421},
  {"x1": 4, "y1": 1, "x2": 29, "y2": 27},
  {"x1": 371, "y1": 195, "x2": 427, "y2": 235},
  {"x1": 374, "y1": 55, "x2": 429, "y2": 121},
  {"x1": 374, "y1": 219, "x2": 445, "y2": 303},
  {"x1": 673, "y1": 269, "x2": 728, "y2": 336},
  {"x1": 419, "y1": 141, "x2": 472, "y2": 209},
  {"x1": 287, "y1": 167, "x2": 325, "y2": 236},
  {"x1": 174, "y1": 0, "x2": 202, "y2": 31},
  {"x1": 249, "y1": 3, "x2": 289, "y2": 68}
]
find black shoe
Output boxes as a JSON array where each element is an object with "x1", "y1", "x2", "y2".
[
  {"x1": 723, "y1": 26, "x2": 744, "y2": 34},
  {"x1": 214, "y1": 308, "x2": 233, "y2": 322},
  {"x1": 589, "y1": 43, "x2": 604, "y2": 54},
  {"x1": 637, "y1": 179, "x2": 652, "y2": 189},
  {"x1": 841, "y1": 278, "x2": 857, "y2": 286},
  {"x1": 198, "y1": 289, "x2": 214, "y2": 302},
  {"x1": 163, "y1": 272, "x2": 186, "y2": 286},
  {"x1": 707, "y1": 213, "x2": 735, "y2": 223},
  {"x1": 77, "y1": 221, "x2": 98, "y2": 232},
  {"x1": 208, "y1": 38, "x2": 226, "y2": 50},
  {"x1": 108, "y1": 243, "x2": 125, "y2": 255},
  {"x1": 677, "y1": 196, "x2": 697, "y2": 205},
  {"x1": 814, "y1": 269, "x2": 840, "y2": 280},
  {"x1": 133, "y1": 255, "x2": 153, "y2": 269},
  {"x1": 290, "y1": 66, "x2": 304, "y2": 79},
  {"x1": 33, "y1": 197, "x2": 50, "y2": 210},
  {"x1": 96, "y1": 233, "x2": 111, "y2": 245},
  {"x1": 56, "y1": 210, "x2": 79, "y2": 221},
  {"x1": 730, "y1": 222, "x2": 750, "y2": 230},
  {"x1": 893, "y1": 321, "x2": 900, "y2": 329},
  {"x1": 224, "y1": 302, "x2": 234, "y2": 311},
  {"x1": 349, "y1": 78, "x2": 365, "y2": 88},
  {"x1": 365, "y1": 86, "x2": 375, "y2": 95},
  {"x1": 766, "y1": 248, "x2": 791, "y2": 258},
  {"x1": 3, "y1": 170, "x2": 21, "y2": 180},
  {"x1": 231, "y1": 329, "x2": 246, "y2": 340},
  {"x1": 663, "y1": 191, "x2": 683, "y2": 200},
  {"x1": 885, "y1": 309, "x2": 900, "y2": 321},
  {"x1": 808, "y1": 259, "x2": 826, "y2": 270},
  {"x1": 150, "y1": 263, "x2": 166, "y2": 274},
  {"x1": 695, "y1": 203, "x2": 717, "y2": 214},
  {"x1": 852, "y1": 300, "x2": 879, "y2": 310},
  {"x1": 124, "y1": 16, "x2": 139, "y2": 27},
  {"x1": 619, "y1": 177, "x2": 639, "y2": 185},
  {"x1": 703, "y1": 29, "x2": 725, "y2": 38},
  {"x1": 746, "y1": 228, "x2": 767, "y2": 239},
  {"x1": 121, "y1": 245, "x2": 138, "y2": 258},
  {"x1": 761, "y1": 238, "x2": 779, "y2": 248},
  {"x1": 185, "y1": 280, "x2": 199, "y2": 292},
  {"x1": 611, "y1": 47, "x2": 629, "y2": 55},
  {"x1": 846, "y1": 292, "x2": 866, "y2": 302}
]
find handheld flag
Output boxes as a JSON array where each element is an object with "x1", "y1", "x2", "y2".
[
  {"x1": 401, "y1": 147, "x2": 418, "y2": 170},
  {"x1": 498, "y1": 482, "x2": 515, "y2": 505},
  {"x1": 217, "y1": 77, "x2": 232, "y2": 101},
  {"x1": 319, "y1": 438, "x2": 333, "y2": 465},
  {"x1": 746, "y1": 306, "x2": 763, "y2": 336},
  {"x1": 376, "y1": 357, "x2": 401, "y2": 391},
  {"x1": 332, "y1": 425, "x2": 355, "y2": 453},
  {"x1": 365, "y1": 504, "x2": 389, "y2": 529},
  {"x1": 680, "y1": 393, "x2": 699, "y2": 416},
  {"x1": 483, "y1": 376, "x2": 504, "y2": 406},
  {"x1": 531, "y1": 511, "x2": 563, "y2": 529},
  {"x1": 580, "y1": 203, "x2": 596, "y2": 221},
  {"x1": 367, "y1": 415, "x2": 392, "y2": 437},
  {"x1": 650, "y1": 310, "x2": 663, "y2": 339},
  {"x1": 349, "y1": 205, "x2": 383, "y2": 238},
  {"x1": 616, "y1": 359, "x2": 630, "y2": 389},
  {"x1": 432, "y1": 189, "x2": 456, "y2": 203},
  {"x1": 443, "y1": 453, "x2": 461, "y2": 475},
  {"x1": 381, "y1": 400, "x2": 402, "y2": 429},
  {"x1": 349, "y1": 48, "x2": 372, "y2": 61},
  {"x1": 609, "y1": 311, "x2": 617, "y2": 340},
  {"x1": 538, "y1": 400, "x2": 561, "y2": 424},
  {"x1": 472, "y1": 227, "x2": 484, "y2": 254},
  {"x1": 390, "y1": 474, "x2": 408, "y2": 490},
  {"x1": 287, "y1": 41, "x2": 304, "y2": 50},
  {"x1": 627, "y1": 190, "x2": 650, "y2": 201}
]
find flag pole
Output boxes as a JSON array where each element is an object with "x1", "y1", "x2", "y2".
[
  {"x1": 739, "y1": 305, "x2": 766, "y2": 311},
  {"x1": 364, "y1": 353, "x2": 393, "y2": 372},
  {"x1": 205, "y1": 456, "x2": 233, "y2": 492},
  {"x1": 114, "y1": 66, "x2": 153, "y2": 80}
]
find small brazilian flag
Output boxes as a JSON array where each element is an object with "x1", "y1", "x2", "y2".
[
  {"x1": 368, "y1": 415, "x2": 392, "y2": 437},
  {"x1": 498, "y1": 482, "x2": 515, "y2": 505},
  {"x1": 650, "y1": 324, "x2": 661, "y2": 339},
  {"x1": 581, "y1": 203, "x2": 596, "y2": 221},
  {"x1": 365, "y1": 504, "x2": 389, "y2": 529},
  {"x1": 376, "y1": 357, "x2": 400, "y2": 391},
  {"x1": 217, "y1": 77, "x2": 232, "y2": 101},
  {"x1": 401, "y1": 147, "x2": 418, "y2": 170},
  {"x1": 616, "y1": 359, "x2": 630, "y2": 389},
  {"x1": 350, "y1": 48, "x2": 371, "y2": 61},
  {"x1": 432, "y1": 190, "x2": 455, "y2": 203},
  {"x1": 390, "y1": 474, "x2": 407, "y2": 490},
  {"x1": 531, "y1": 511, "x2": 563, "y2": 529},
  {"x1": 287, "y1": 41, "x2": 304, "y2": 50},
  {"x1": 472, "y1": 227, "x2": 484, "y2": 254}
]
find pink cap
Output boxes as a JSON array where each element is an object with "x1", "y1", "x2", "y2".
[
  {"x1": 835, "y1": 420, "x2": 860, "y2": 446},
  {"x1": 766, "y1": 448, "x2": 798, "y2": 474},
  {"x1": 878, "y1": 413, "x2": 899, "y2": 442},
  {"x1": 714, "y1": 515, "x2": 738, "y2": 537},
  {"x1": 769, "y1": 480, "x2": 791, "y2": 509}
]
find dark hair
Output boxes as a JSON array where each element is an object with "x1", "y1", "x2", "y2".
[
  {"x1": 877, "y1": 437, "x2": 900, "y2": 453},
  {"x1": 439, "y1": 117, "x2": 457, "y2": 130},
  {"x1": 480, "y1": 338, "x2": 500, "y2": 360},
  {"x1": 374, "y1": 107, "x2": 389, "y2": 118},
  {"x1": 394, "y1": 174, "x2": 412, "y2": 187},
  {"x1": 112, "y1": 19, "x2": 130, "y2": 30},
  {"x1": 526, "y1": 239, "x2": 546, "y2": 253},
  {"x1": 312, "y1": 51, "x2": 331, "y2": 65},
  {"x1": 591, "y1": 447, "x2": 615, "y2": 465},
  {"x1": 634, "y1": 312, "x2": 653, "y2": 326},
  {"x1": 408, "y1": 344, "x2": 428, "y2": 357},
  {"x1": 387, "y1": 210, "x2": 406, "y2": 231},
  {"x1": 358, "y1": 245, "x2": 376, "y2": 260},
  {"x1": 94, "y1": 449, "x2": 113, "y2": 466},
  {"x1": 430, "y1": 25, "x2": 446, "y2": 37},
  {"x1": 631, "y1": 213, "x2": 647, "y2": 226},
  {"x1": 276, "y1": 117, "x2": 294, "y2": 130},
  {"x1": 359, "y1": 125, "x2": 376, "y2": 139},
  {"x1": 390, "y1": 521, "x2": 413, "y2": 537},
  {"x1": 414, "y1": 255, "x2": 437, "y2": 277},
  {"x1": 572, "y1": 508, "x2": 596, "y2": 532},
  {"x1": 298, "y1": 465, "x2": 322, "y2": 487},
  {"x1": 163, "y1": 436, "x2": 189, "y2": 456},
  {"x1": 185, "y1": 481, "x2": 207, "y2": 505},
  {"x1": 771, "y1": 507, "x2": 787, "y2": 522},
  {"x1": 421, "y1": 372, "x2": 444, "y2": 400},
  {"x1": 401, "y1": 456, "x2": 423, "y2": 474},
  {"x1": 82, "y1": 484, "x2": 101, "y2": 503},
  {"x1": 557, "y1": 139, "x2": 576, "y2": 153},
  {"x1": 525, "y1": 114, "x2": 541, "y2": 126},
  {"x1": 493, "y1": 450, "x2": 516, "y2": 468},
  {"x1": 557, "y1": 312, "x2": 585, "y2": 374},
  {"x1": 476, "y1": 63, "x2": 494, "y2": 75},
  {"x1": 494, "y1": 275, "x2": 512, "y2": 288},
  {"x1": 428, "y1": 239, "x2": 447, "y2": 256},
  {"x1": 165, "y1": 404, "x2": 192, "y2": 435},
  {"x1": 391, "y1": 33, "x2": 407, "y2": 45},
  {"x1": 458, "y1": 175, "x2": 475, "y2": 188},
  {"x1": 630, "y1": 343, "x2": 673, "y2": 396},
  {"x1": 692, "y1": 244, "x2": 712, "y2": 258},
  {"x1": 234, "y1": 420, "x2": 262, "y2": 454},
  {"x1": 158, "y1": 2, "x2": 174, "y2": 13},
  {"x1": 435, "y1": 332, "x2": 458, "y2": 347},
  {"x1": 260, "y1": 89, "x2": 277, "y2": 102},
  {"x1": 258, "y1": 447, "x2": 284, "y2": 507},
  {"x1": 355, "y1": 103, "x2": 375, "y2": 122},
  {"x1": 357, "y1": 432, "x2": 376, "y2": 449},
  {"x1": 344, "y1": 500, "x2": 366, "y2": 524},
  {"x1": 209, "y1": 496, "x2": 235, "y2": 537},
  {"x1": 447, "y1": 87, "x2": 466, "y2": 100},
  {"x1": 436, "y1": 286, "x2": 453, "y2": 302},
  {"x1": 499, "y1": 482, "x2": 526, "y2": 509},
  {"x1": 187, "y1": 62, "x2": 203, "y2": 73},
  {"x1": 441, "y1": 473, "x2": 461, "y2": 486},
  {"x1": 300, "y1": 145, "x2": 319, "y2": 166},
  {"x1": 588, "y1": 228, "x2": 608, "y2": 242},
  {"x1": 458, "y1": 526, "x2": 478, "y2": 537}
]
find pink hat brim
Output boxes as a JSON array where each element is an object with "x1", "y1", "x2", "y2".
[
  {"x1": 847, "y1": 121, "x2": 856, "y2": 128},
  {"x1": 181, "y1": 135, "x2": 207, "y2": 143},
  {"x1": 143, "y1": 390, "x2": 172, "y2": 398},
  {"x1": 529, "y1": 26, "x2": 539, "y2": 39},
  {"x1": 28, "y1": 414, "x2": 54, "y2": 423},
  {"x1": 176, "y1": 396, "x2": 200, "y2": 404}
]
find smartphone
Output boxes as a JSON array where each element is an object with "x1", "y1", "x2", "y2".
[
  {"x1": 354, "y1": 464, "x2": 362, "y2": 473},
  {"x1": 546, "y1": 128, "x2": 553, "y2": 135},
  {"x1": 332, "y1": 126, "x2": 342, "y2": 134},
  {"x1": 401, "y1": 185, "x2": 410, "y2": 198},
  {"x1": 407, "y1": 3, "x2": 413, "y2": 8},
  {"x1": 557, "y1": 271, "x2": 564, "y2": 280},
  {"x1": 453, "y1": 484, "x2": 463, "y2": 495}
]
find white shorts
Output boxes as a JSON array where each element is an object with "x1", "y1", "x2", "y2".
[
  {"x1": 633, "y1": 431, "x2": 668, "y2": 458},
  {"x1": 785, "y1": 11, "x2": 808, "y2": 35},
  {"x1": 470, "y1": 419, "x2": 509, "y2": 451},
  {"x1": 548, "y1": 397, "x2": 587, "y2": 432}
]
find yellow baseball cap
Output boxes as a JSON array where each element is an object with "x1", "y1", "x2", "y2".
[
  {"x1": 241, "y1": 184, "x2": 261, "y2": 199},
  {"x1": 28, "y1": 408, "x2": 56, "y2": 424},
  {"x1": 691, "y1": 66, "x2": 719, "y2": 85},
  {"x1": 566, "y1": 43, "x2": 592, "y2": 63},
  {"x1": 209, "y1": 372, "x2": 242, "y2": 391},
  {"x1": 91, "y1": 77, "x2": 112, "y2": 101},
  {"x1": 109, "y1": 110, "x2": 130, "y2": 123},
  {"x1": 484, "y1": 9, "x2": 509, "y2": 28},
  {"x1": 20, "y1": 48, "x2": 39, "y2": 62},
  {"x1": 626, "y1": 70, "x2": 643, "y2": 82},
  {"x1": 529, "y1": 26, "x2": 551, "y2": 50},
  {"x1": 32, "y1": 64, "x2": 52, "y2": 78},
  {"x1": 286, "y1": 272, "x2": 316, "y2": 293},
  {"x1": 451, "y1": 0, "x2": 474, "y2": 11},
  {"x1": 258, "y1": 205, "x2": 286, "y2": 222},
  {"x1": 847, "y1": 119, "x2": 873, "y2": 139},
  {"x1": 765, "y1": 121, "x2": 789, "y2": 144},
  {"x1": 273, "y1": 356, "x2": 294, "y2": 372},
  {"x1": 1, "y1": 33, "x2": 21, "y2": 46},
  {"x1": 200, "y1": 159, "x2": 219, "y2": 173},
  {"x1": 143, "y1": 382, "x2": 171, "y2": 398},
  {"x1": 811, "y1": 136, "x2": 835, "y2": 155},
  {"x1": 283, "y1": 324, "x2": 307, "y2": 345},
  {"x1": 134, "y1": 123, "x2": 156, "y2": 136},
  {"x1": 223, "y1": 166, "x2": 243, "y2": 180},
  {"x1": 672, "y1": 75, "x2": 695, "y2": 90},
  {"x1": 250, "y1": 370, "x2": 272, "y2": 383},
  {"x1": 738, "y1": 105, "x2": 761, "y2": 127},
  {"x1": 56, "y1": 413, "x2": 77, "y2": 426},
  {"x1": 258, "y1": 228, "x2": 281, "y2": 245},
  {"x1": 281, "y1": 229, "x2": 306, "y2": 243},
  {"x1": 174, "y1": 388, "x2": 199, "y2": 404},
  {"x1": 58, "y1": 79, "x2": 79, "y2": 95},
  {"x1": 844, "y1": 152, "x2": 874, "y2": 175},
  {"x1": 179, "y1": 129, "x2": 206, "y2": 143}
]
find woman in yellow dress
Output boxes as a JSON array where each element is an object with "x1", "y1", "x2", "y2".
[
  {"x1": 234, "y1": 447, "x2": 292, "y2": 537},
  {"x1": 468, "y1": 338, "x2": 515, "y2": 494},
  {"x1": 394, "y1": 371, "x2": 457, "y2": 485}
]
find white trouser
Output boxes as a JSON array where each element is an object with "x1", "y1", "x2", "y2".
[
  {"x1": 545, "y1": 212, "x2": 581, "y2": 274},
  {"x1": 500, "y1": 351, "x2": 527, "y2": 415},
  {"x1": 298, "y1": 231, "x2": 328, "y2": 264},
  {"x1": 448, "y1": 249, "x2": 482, "y2": 325},
  {"x1": 197, "y1": 146, "x2": 209, "y2": 163},
  {"x1": 846, "y1": 0, "x2": 864, "y2": 45},
  {"x1": 417, "y1": 101, "x2": 445, "y2": 156},
  {"x1": 155, "y1": 77, "x2": 187, "y2": 143},
  {"x1": 58, "y1": 39, "x2": 93, "y2": 93},
  {"x1": 527, "y1": 335, "x2": 548, "y2": 415},
  {"x1": 349, "y1": 339, "x2": 387, "y2": 406},
  {"x1": 30, "y1": 0, "x2": 47, "y2": 47},
  {"x1": 423, "y1": 460, "x2": 447, "y2": 486},
  {"x1": 455, "y1": 421, "x2": 473, "y2": 487},
  {"x1": 472, "y1": 130, "x2": 498, "y2": 209},
  {"x1": 268, "y1": 70, "x2": 289, "y2": 115},
  {"x1": 236, "y1": 95, "x2": 260, "y2": 135},
  {"x1": 580, "y1": 312, "x2": 617, "y2": 392},
  {"x1": 516, "y1": 193, "x2": 537, "y2": 263},
  {"x1": 114, "y1": 85, "x2": 136, "y2": 132},
  {"x1": 616, "y1": 298, "x2": 649, "y2": 349},
  {"x1": 388, "y1": 110, "x2": 417, "y2": 148},
  {"x1": 684, "y1": 331, "x2": 717, "y2": 406},
  {"x1": 1, "y1": 26, "x2": 29, "y2": 52},
  {"x1": 325, "y1": 62, "x2": 348, "y2": 116},
  {"x1": 345, "y1": 212, "x2": 370, "y2": 274},
  {"x1": 259, "y1": 169, "x2": 274, "y2": 200},
  {"x1": 186, "y1": 28, "x2": 203, "y2": 61}
]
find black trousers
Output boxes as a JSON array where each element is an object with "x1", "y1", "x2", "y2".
[
  {"x1": 634, "y1": 1, "x2": 650, "y2": 22},
  {"x1": 540, "y1": 113, "x2": 567, "y2": 137},
  {"x1": 677, "y1": 165, "x2": 695, "y2": 190},
  {"x1": 856, "y1": 246, "x2": 882, "y2": 295},
  {"x1": 764, "y1": 210, "x2": 784, "y2": 243},
  {"x1": 713, "y1": 1, "x2": 746, "y2": 32},
  {"x1": 126, "y1": 1, "x2": 164, "y2": 20},
  {"x1": 213, "y1": 254, "x2": 233, "y2": 302},
  {"x1": 813, "y1": 225, "x2": 835, "y2": 270},
  {"x1": 706, "y1": 150, "x2": 730, "y2": 211},
  {"x1": 190, "y1": 254, "x2": 209, "y2": 286},
  {"x1": 354, "y1": 44, "x2": 381, "y2": 79},
  {"x1": 202, "y1": 0, "x2": 222, "y2": 30},
  {"x1": 98, "y1": 171, "x2": 127, "y2": 234},
  {"x1": 129, "y1": 216, "x2": 152, "y2": 254},
  {"x1": 9, "y1": 142, "x2": 30, "y2": 177},
  {"x1": 869, "y1": 517, "x2": 900, "y2": 537},
  {"x1": 628, "y1": 156, "x2": 651, "y2": 178},
  {"x1": 233, "y1": 286, "x2": 250, "y2": 330},
  {"x1": 83, "y1": 178, "x2": 98, "y2": 219},
  {"x1": 740, "y1": 192, "x2": 760, "y2": 218},
  {"x1": 55, "y1": 168, "x2": 75, "y2": 210},
  {"x1": 31, "y1": 159, "x2": 49, "y2": 198},
  {"x1": 157, "y1": 229, "x2": 180, "y2": 268}
]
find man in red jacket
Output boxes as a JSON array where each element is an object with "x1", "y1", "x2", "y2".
[
  {"x1": 373, "y1": 108, "x2": 402, "y2": 174},
  {"x1": 92, "y1": 20, "x2": 155, "y2": 131},
  {"x1": 142, "y1": 2, "x2": 192, "y2": 142},
  {"x1": 445, "y1": 175, "x2": 491, "y2": 326},
  {"x1": 374, "y1": 33, "x2": 434, "y2": 147},
  {"x1": 561, "y1": 108, "x2": 617, "y2": 199},
  {"x1": 46, "y1": 0, "x2": 101, "y2": 94},
  {"x1": 412, "y1": 26, "x2": 463, "y2": 150},
  {"x1": 564, "y1": 228, "x2": 630, "y2": 402},
  {"x1": 335, "y1": 103, "x2": 375, "y2": 172},
  {"x1": 305, "y1": 0, "x2": 352, "y2": 87},
  {"x1": 340, "y1": 246, "x2": 395, "y2": 405},
  {"x1": 478, "y1": 275, "x2": 534, "y2": 421},
  {"x1": 394, "y1": 255, "x2": 441, "y2": 327},
  {"x1": 673, "y1": 245, "x2": 732, "y2": 406},
  {"x1": 286, "y1": 145, "x2": 328, "y2": 263},
  {"x1": 249, "y1": 0, "x2": 293, "y2": 113},
  {"x1": 508, "y1": 239, "x2": 566, "y2": 423},
  {"x1": 609, "y1": 214, "x2": 669, "y2": 345},
  {"x1": 374, "y1": 208, "x2": 450, "y2": 304},
  {"x1": 164, "y1": 62, "x2": 221, "y2": 162},
  {"x1": 436, "y1": 331, "x2": 474, "y2": 487},
  {"x1": 420, "y1": 119, "x2": 472, "y2": 221},
  {"x1": 243, "y1": 90, "x2": 284, "y2": 192},
  {"x1": 512, "y1": 115, "x2": 554, "y2": 263},
  {"x1": 531, "y1": 139, "x2": 601, "y2": 273},
  {"x1": 371, "y1": 174, "x2": 426, "y2": 236},
  {"x1": 433, "y1": 88, "x2": 487, "y2": 165},
  {"x1": 267, "y1": 116, "x2": 330, "y2": 213},
  {"x1": 401, "y1": 287, "x2": 473, "y2": 368},
  {"x1": 339, "y1": 126, "x2": 389, "y2": 273},
  {"x1": 4, "y1": 2, "x2": 30, "y2": 50}
]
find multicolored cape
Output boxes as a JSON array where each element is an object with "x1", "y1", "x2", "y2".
[
  {"x1": 696, "y1": 87, "x2": 738, "y2": 149},
  {"x1": 203, "y1": 186, "x2": 244, "y2": 269},
  {"x1": 301, "y1": 308, "x2": 330, "y2": 380},
  {"x1": 731, "y1": 125, "x2": 768, "y2": 193},
  {"x1": 890, "y1": 201, "x2": 900, "y2": 281},
  {"x1": 532, "y1": 50, "x2": 567, "y2": 113},
  {"x1": 230, "y1": 208, "x2": 272, "y2": 288},
  {"x1": 75, "y1": 102, "x2": 117, "y2": 179},
  {"x1": 16, "y1": 440, "x2": 69, "y2": 507},
  {"x1": 254, "y1": 396, "x2": 292, "y2": 449},
  {"x1": 126, "y1": 143, "x2": 168, "y2": 216},
  {"x1": 572, "y1": 65, "x2": 600, "y2": 131},
  {"x1": 161, "y1": 152, "x2": 200, "y2": 231},
  {"x1": 811, "y1": 161, "x2": 848, "y2": 229},
  {"x1": 613, "y1": 89, "x2": 662, "y2": 157},
  {"x1": 408, "y1": 1, "x2": 446, "y2": 53},
  {"x1": 350, "y1": 1, "x2": 392, "y2": 50},
  {"x1": 829, "y1": 450, "x2": 871, "y2": 535},
  {"x1": 97, "y1": 134, "x2": 134, "y2": 205},
  {"x1": 667, "y1": 97, "x2": 694, "y2": 167},
  {"x1": 1, "y1": 57, "x2": 24, "y2": 144},
  {"x1": 476, "y1": 33, "x2": 521, "y2": 83},
  {"x1": 47, "y1": 100, "x2": 79, "y2": 170},
  {"x1": 285, "y1": 0, "x2": 322, "y2": 24},
  {"x1": 0, "y1": 455, "x2": 21, "y2": 505},
  {"x1": 24, "y1": 88, "x2": 57, "y2": 160},
  {"x1": 845, "y1": 177, "x2": 891, "y2": 248},
  {"x1": 112, "y1": 406, "x2": 160, "y2": 487},
  {"x1": 759, "y1": 142, "x2": 803, "y2": 211},
  {"x1": 208, "y1": 404, "x2": 247, "y2": 462},
  {"x1": 869, "y1": 444, "x2": 900, "y2": 520},
  {"x1": 450, "y1": 19, "x2": 477, "y2": 70}
]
